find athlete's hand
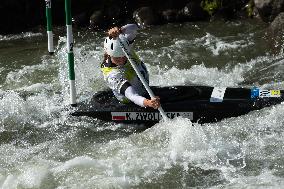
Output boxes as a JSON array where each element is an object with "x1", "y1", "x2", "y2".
[
  {"x1": 143, "y1": 97, "x2": 160, "y2": 109},
  {"x1": 108, "y1": 27, "x2": 121, "y2": 39}
]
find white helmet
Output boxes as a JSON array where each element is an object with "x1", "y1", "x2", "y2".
[{"x1": 104, "y1": 34, "x2": 130, "y2": 57}]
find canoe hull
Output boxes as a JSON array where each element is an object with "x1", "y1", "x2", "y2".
[{"x1": 72, "y1": 86, "x2": 284, "y2": 124}]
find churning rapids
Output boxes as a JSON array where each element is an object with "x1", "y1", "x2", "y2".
[{"x1": 0, "y1": 20, "x2": 284, "y2": 188}]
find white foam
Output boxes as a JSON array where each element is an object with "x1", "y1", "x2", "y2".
[
  {"x1": 56, "y1": 38, "x2": 106, "y2": 104},
  {"x1": 73, "y1": 103, "x2": 283, "y2": 187},
  {"x1": 18, "y1": 166, "x2": 50, "y2": 188},
  {"x1": 1, "y1": 175, "x2": 18, "y2": 189},
  {"x1": 17, "y1": 83, "x2": 53, "y2": 92},
  {"x1": 0, "y1": 89, "x2": 64, "y2": 127},
  {"x1": 149, "y1": 63, "x2": 246, "y2": 87},
  {"x1": 0, "y1": 97, "x2": 282, "y2": 188},
  {"x1": 52, "y1": 156, "x2": 106, "y2": 174},
  {"x1": 163, "y1": 118, "x2": 212, "y2": 164},
  {"x1": 4, "y1": 59, "x2": 57, "y2": 90},
  {"x1": 194, "y1": 33, "x2": 254, "y2": 56},
  {"x1": 0, "y1": 32, "x2": 42, "y2": 41},
  {"x1": 44, "y1": 117, "x2": 214, "y2": 187},
  {"x1": 213, "y1": 170, "x2": 284, "y2": 189}
]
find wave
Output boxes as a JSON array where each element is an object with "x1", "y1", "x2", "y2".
[
  {"x1": 0, "y1": 23, "x2": 283, "y2": 188},
  {"x1": 0, "y1": 32, "x2": 42, "y2": 41}
]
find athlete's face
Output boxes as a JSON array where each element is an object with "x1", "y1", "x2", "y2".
[{"x1": 111, "y1": 56, "x2": 127, "y2": 65}]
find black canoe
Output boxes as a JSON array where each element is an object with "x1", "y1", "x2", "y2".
[{"x1": 71, "y1": 86, "x2": 284, "y2": 125}]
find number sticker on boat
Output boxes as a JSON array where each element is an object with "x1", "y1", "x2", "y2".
[
  {"x1": 111, "y1": 112, "x2": 193, "y2": 121},
  {"x1": 210, "y1": 87, "x2": 226, "y2": 102}
]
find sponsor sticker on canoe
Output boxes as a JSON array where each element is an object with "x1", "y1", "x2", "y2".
[
  {"x1": 259, "y1": 90, "x2": 281, "y2": 98},
  {"x1": 111, "y1": 112, "x2": 193, "y2": 121},
  {"x1": 251, "y1": 88, "x2": 281, "y2": 99}
]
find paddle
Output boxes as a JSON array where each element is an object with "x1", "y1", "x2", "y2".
[{"x1": 117, "y1": 36, "x2": 168, "y2": 121}]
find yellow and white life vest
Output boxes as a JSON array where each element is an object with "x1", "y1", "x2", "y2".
[{"x1": 101, "y1": 51, "x2": 149, "y2": 103}]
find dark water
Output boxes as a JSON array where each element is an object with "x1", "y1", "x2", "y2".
[{"x1": 0, "y1": 20, "x2": 284, "y2": 188}]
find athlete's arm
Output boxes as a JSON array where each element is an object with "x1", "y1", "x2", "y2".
[
  {"x1": 124, "y1": 86, "x2": 160, "y2": 109},
  {"x1": 121, "y1": 24, "x2": 138, "y2": 42},
  {"x1": 124, "y1": 86, "x2": 146, "y2": 107},
  {"x1": 107, "y1": 24, "x2": 138, "y2": 42}
]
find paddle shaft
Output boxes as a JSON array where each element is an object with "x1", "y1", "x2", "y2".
[{"x1": 117, "y1": 38, "x2": 168, "y2": 120}]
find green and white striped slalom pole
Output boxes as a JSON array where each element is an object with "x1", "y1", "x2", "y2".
[
  {"x1": 45, "y1": 0, "x2": 54, "y2": 54},
  {"x1": 65, "y1": 0, "x2": 77, "y2": 106}
]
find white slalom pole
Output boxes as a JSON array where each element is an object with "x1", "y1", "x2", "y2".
[
  {"x1": 45, "y1": 0, "x2": 54, "y2": 54},
  {"x1": 117, "y1": 36, "x2": 168, "y2": 120},
  {"x1": 47, "y1": 31, "x2": 54, "y2": 54},
  {"x1": 65, "y1": 0, "x2": 77, "y2": 106}
]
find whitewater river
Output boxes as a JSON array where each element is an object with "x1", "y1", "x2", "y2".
[{"x1": 0, "y1": 20, "x2": 284, "y2": 188}]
